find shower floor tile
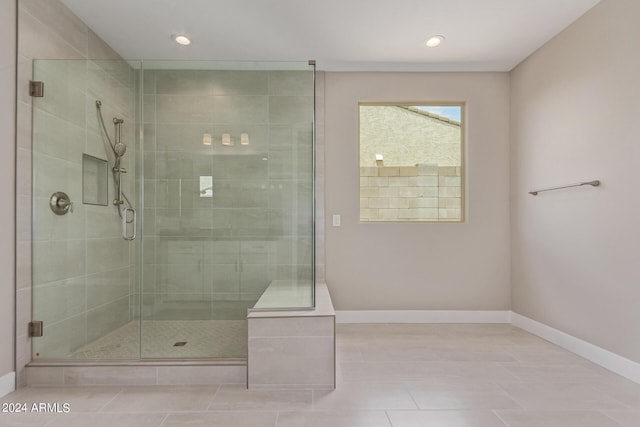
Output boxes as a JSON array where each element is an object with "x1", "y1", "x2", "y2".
[{"x1": 70, "y1": 320, "x2": 247, "y2": 359}]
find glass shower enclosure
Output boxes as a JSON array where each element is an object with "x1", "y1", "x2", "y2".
[{"x1": 30, "y1": 59, "x2": 315, "y2": 361}]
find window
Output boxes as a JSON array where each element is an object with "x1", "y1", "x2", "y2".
[{"x1": 359, "y1": 103, "x2": 464, "y2": 222}]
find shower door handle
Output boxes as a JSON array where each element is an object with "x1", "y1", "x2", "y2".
[{"x1": 122, "y1": 208, "x2": 137, "y2": 241}]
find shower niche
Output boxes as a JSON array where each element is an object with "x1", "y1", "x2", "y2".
[
  {"x1": 30, "y1": 59, "x2": 316, "y2": 362},
  {"x1": 82, "y1": 154, "x2": 108, "y2": 206}
]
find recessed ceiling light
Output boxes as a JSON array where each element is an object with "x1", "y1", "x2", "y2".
[
  {"x1": 174, "y1": 34, "x2": 191, "y2": 46},
  {"x1": 425, "y1": 35, "x2": 445, "y2": 48}
]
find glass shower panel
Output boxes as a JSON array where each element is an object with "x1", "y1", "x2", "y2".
[
  {"x1": 140, "y1": 61, "x2": 315, "y2": 359},
  {"x1": 31, "y1": 59, "x2": 141, "y2": 360},
  {"x1": 30, "y1": 59, "x2": 314, "y2": 362}
]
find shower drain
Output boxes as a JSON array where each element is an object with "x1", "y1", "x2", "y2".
[{"x1": 173, "y1": 341, "x2": 187, "y2": 347}]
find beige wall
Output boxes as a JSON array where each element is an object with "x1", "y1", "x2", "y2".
[
  {"x1": 0, "y1": 0, "x2": 17, "y2": 383},
  {"x1": 325, "y1": 72, "x2": 510, "y2": 310},
  {"x1": 511, "y1": 0, "x2": 640, "y2": 362}
]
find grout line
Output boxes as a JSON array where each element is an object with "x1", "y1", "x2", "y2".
[
  {"x1": 594, "y1": 385, "x2": 637, "y2": 410},
  {"x1": 205, "y1": 382, "x2": 222, "y2": 410},
  {"x1": 490, "y1": 379, "x2": 525, "y2": 410},
  {"x1": 156, "y1": 412, "x2": 171, "y2": 427},
  {"x1": 492, "y1": 409, "x2": 512, "y2": 426},
  {"x1": 384, "y1": 410, "x2": 394, "y2": 426},
  {"x1": 599, "y1": 410, "x2": 629, "y2": 426},
  {"x1": 405, "y1": 385, "x2": 420, "y2": 410},
  {"x1": 95, "y1": 386, "x2": 126, "y2": 413}
]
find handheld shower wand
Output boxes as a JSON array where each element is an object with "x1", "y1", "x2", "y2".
[{"x1": 113, "y1": 117, "x2": 127, "y2": 169}]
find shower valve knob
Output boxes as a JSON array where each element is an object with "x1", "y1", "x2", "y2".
[{"x1": 49, "y1": 192, "x2": 73, "y2": 215}]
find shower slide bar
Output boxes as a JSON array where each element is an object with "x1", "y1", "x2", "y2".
[{"x1": 529, "y1": 180, "x2": 600, "y2": 196}]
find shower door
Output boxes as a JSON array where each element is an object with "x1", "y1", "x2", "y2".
[{"x1": 30, "y1": 59, "x2": 142, "y2": 360}]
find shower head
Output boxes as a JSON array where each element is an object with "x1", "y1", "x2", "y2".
[
  {"x1": 113, "y1": 141, "x2": 127, "y2": 157},
  {"x1": 111, "y1": 116, "x2": 126, "y2": 159}
]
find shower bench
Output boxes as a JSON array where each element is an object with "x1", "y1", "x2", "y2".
[{"x1": 246, "y1": 282, "x2": 335, "y2": 389}]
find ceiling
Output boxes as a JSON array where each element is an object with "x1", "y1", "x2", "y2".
[{"x1": 61, "y1": 0, "x2": 600, "y2": 72}]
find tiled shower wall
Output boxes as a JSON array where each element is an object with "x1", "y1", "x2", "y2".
[
  {"x1": 141, "y1": 69, "x2": 315, "y2": 321},
  {"x1": 16, "y1": 0, "x2": 137, "y2": 383}
]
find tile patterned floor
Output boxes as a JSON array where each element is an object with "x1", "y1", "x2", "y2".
[
  {"x1": 69, "y1": 320, "x2": 247, "y2": 359},
  {"x1": 2, "y1": 324, "x2": 640, "y2": 426}
]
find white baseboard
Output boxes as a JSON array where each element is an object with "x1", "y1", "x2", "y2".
[
  {"x1": 335, "y1": 310, "x2": 512, "y2": 324},
  {"x1": 511, "y1": 313, "x2": 640, "y2": 384},
  {"x1": 0, "y1": 371, "x2": 15, "y2": 398}
]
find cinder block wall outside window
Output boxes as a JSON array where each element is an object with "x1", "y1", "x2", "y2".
[{"x1": 360, "y1": 164, "x2": 461, "y2": 221}]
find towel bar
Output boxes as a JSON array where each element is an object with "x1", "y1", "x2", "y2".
[{"x1": 529, "y1": 180, "x2": 600, "y2": 196}]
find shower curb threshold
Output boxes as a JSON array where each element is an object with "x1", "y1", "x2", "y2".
[
  {"x1": 27, "y1": 359, "x2": 246, "y2": 367},
  {"x1": 24, "y1": 362, "x2": 248, "y2": 386}
]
